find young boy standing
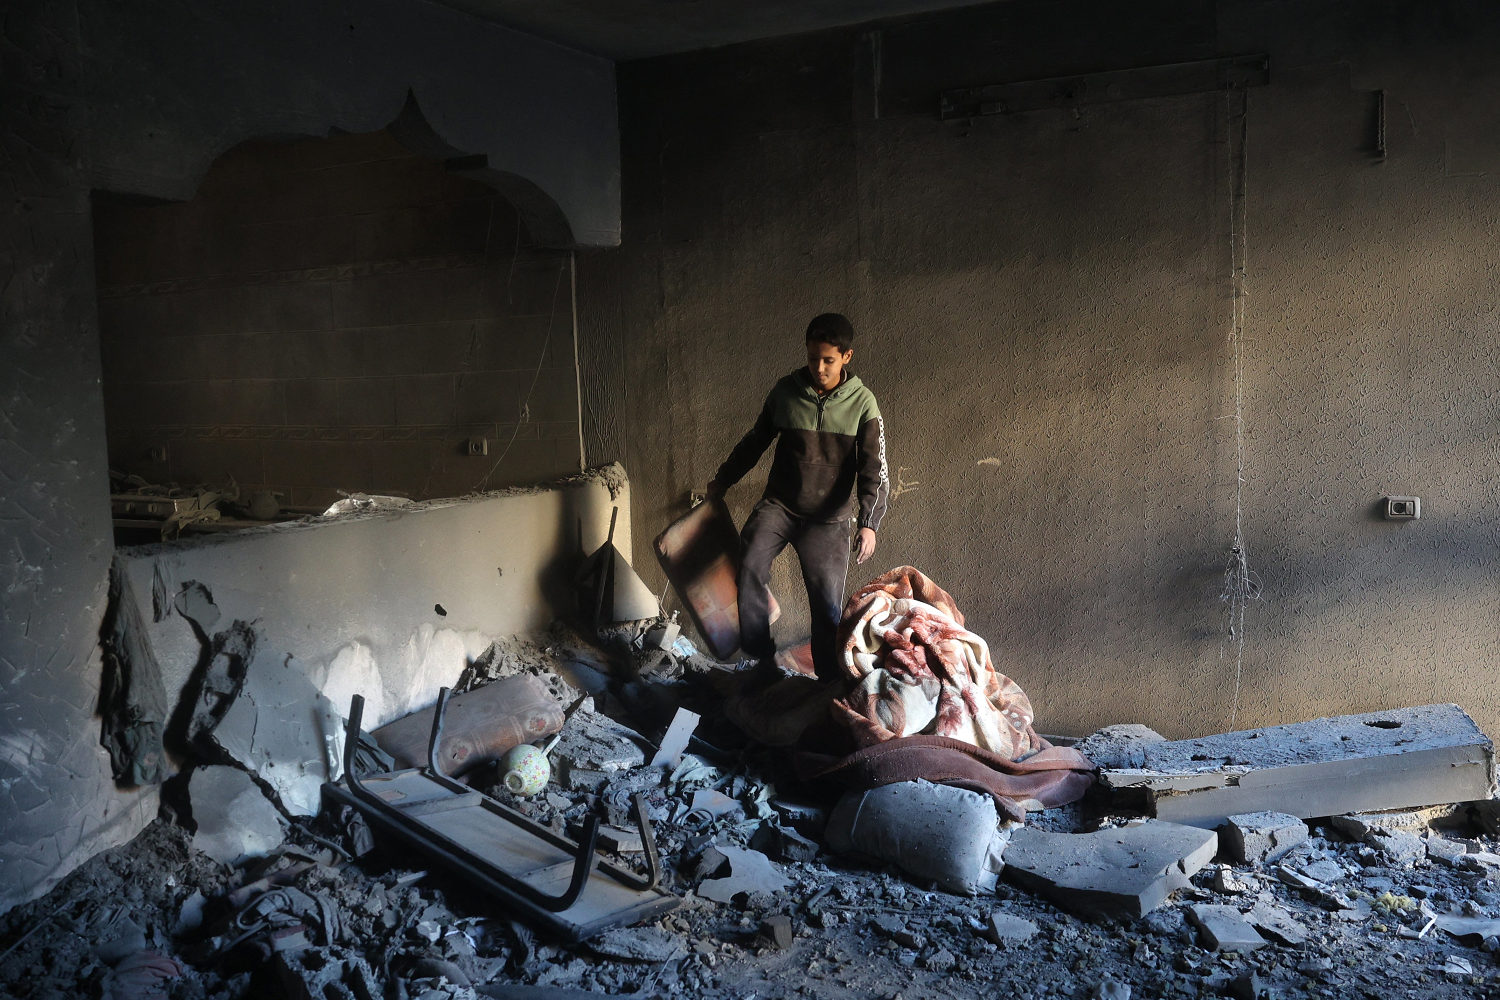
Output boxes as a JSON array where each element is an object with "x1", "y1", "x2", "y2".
[{"x1": 707, "y1": 313, "x2": 889, "y2": 686}]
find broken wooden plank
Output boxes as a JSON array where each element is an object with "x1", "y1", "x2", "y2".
[{"x1": 1099, "y1": 704, "x2": 1494, "y2": 829}]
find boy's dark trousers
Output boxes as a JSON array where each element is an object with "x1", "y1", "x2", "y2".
[{"x1": 737, "y1": 500, "x2": 852, "y2": 682}]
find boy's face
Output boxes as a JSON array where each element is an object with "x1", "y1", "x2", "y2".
[{"x1": 806, "y1": 340, "x2": 854, "y2": 393}]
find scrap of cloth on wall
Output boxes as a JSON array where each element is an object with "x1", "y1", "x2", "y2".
[{"x1": 811, "y1": 565, "x2": 1094, "y2": 819}]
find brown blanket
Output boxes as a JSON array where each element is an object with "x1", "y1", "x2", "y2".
[
  {"x1": 802, "y1": 734, "x2": 1095, "y2": 823},
  {"x1": 819, "y1": 566, "x2": 1094, "y2": 815}
]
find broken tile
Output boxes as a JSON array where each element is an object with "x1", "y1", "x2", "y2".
[
  {"x1": 649, "y1": 707, "x2": 700, "y2": 769},
  {"x1": 1188, "y1": 904, "x2": 1268, "y2": 951},
  {"x1": 1002, "y1": 820, "x2": 1218, "y2": 918},
  {"x1": 188, "y1": 765, "x2": 285, "y2": 866},
  {"x1": 1443, "y1": 955, "x2": 1473, "y2": 978},
  {"x1": 1219, "y1": 811, "x2": 1307, "y2": 865},
  {"x1": 696, "y1": 845, "x2": 790, "y2": 903},
  {"x1": 1099, "y1": 704, "x2": 1494, "y2": 828}
]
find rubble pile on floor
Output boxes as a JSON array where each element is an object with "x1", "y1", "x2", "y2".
[{"x1": 5, "y1": 615, "x2": 1500, "y2": 998}]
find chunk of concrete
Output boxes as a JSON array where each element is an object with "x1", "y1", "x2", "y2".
[
  {"x1": 1426, "y1": 836, "x2": 1468, "y2": 867},
  {"x1": 1330, "y1": 814, "x2": 1426, "y2": 865},
  {"x1": 1297, "y1": 857, "x2": 1347, "y2": 884},
  {"x1": 1001, "y1": 820, "x2": 1218, "y2": 918},
  {"x1": 550, "y1": 706, "x2": 649, "y2": 778},
  {"x1": 696, "y1": 845, "x2": 790, "y2": 903},
  {"x1": 188, "y1": 766, "x2": 285, "y2": 866},
  {"x1": 1099, "y1": 704, "x2": 1494, "y2": 829},
  {"x1": 984, "y1": 911, "x2": 1038, "y2": 947},
  {"x1": 750, "y1": 823, "x2": 820, "y2": 863},
  {"x1": 760, "y1": 914, "x2": 795, "y2": 950},
  {"x1": 587, "y1": 927, "x2": 685, "y2": 963},
  {"x1": 1245, "y1": 900, "x2": 1309, "y2": 945},
  {"x1": 1188, "y1": 904, "x2": 1268, "y2": 951},
  {"x1": 1219, "y1": 811, "x2": 1307, "y2": 865}
]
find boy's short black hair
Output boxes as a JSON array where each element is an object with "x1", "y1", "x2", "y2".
[{"x1": 805, "y1": 312, "x2": 855, "y2": 352}]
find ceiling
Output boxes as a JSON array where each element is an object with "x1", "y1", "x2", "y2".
[{"x1": 428, "y1": 0, "x2": 999, "y2": 60}]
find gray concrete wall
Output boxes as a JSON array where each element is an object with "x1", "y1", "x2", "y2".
[
  {"x1": 0, "y1": 0, "x2": 616, "y2": 912},
  {"x1": 107, "y1": 475, "x2": 628, "y2": 826},
  {"x1": 580, "y1": 0, "x2": 1500, "y2": 742},
  {"x1": 96, "y1": 130, "x2": 582, "y2": 509}
]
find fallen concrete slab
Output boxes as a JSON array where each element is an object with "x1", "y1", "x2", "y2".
[
  {"x1": 1001, "y1": 820, "x2": 1217, "y2": 918},
  {"x1": 1099, "y1": 704, "x2": 1494, "y2": 828}
]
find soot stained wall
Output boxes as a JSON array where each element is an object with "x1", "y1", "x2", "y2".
[
  {"x1": 95, "y1": 130, "x2": 582, "y2": 510},
  {"x1": 0, "y1": 0, "x2": 615, "y2": 914},
  {"x1": 581, "y1": 0, "x2": 1500, "y2": 741}
]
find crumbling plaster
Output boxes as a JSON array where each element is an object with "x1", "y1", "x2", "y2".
[
  {"x1": 111, "y1": 477, "x2": 628, "y2": 819},
  {"x1": 580, "y1": 0, "x2": 1500, "y2": 743},
  {"x1": 0, "y1": 0, "x2": 619, "y2": 913}
]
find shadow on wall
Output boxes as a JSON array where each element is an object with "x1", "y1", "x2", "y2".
[{"x1": 93, "y1": 97, "x2": 584, "y2": 514}]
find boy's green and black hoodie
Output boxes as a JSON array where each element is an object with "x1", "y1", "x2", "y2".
[{"x1": 712, "y1": 369, "x2": 889, "y2": 530}]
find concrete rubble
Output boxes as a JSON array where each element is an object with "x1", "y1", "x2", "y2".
[
  {"x1": 10, "y1": 579, "x2": 1500, "y2": 997},
  {"x1": 1098, "y1": 704, "x2": 1496, "y2": 828}
]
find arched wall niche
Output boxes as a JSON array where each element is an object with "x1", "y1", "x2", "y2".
[{"x1": 93, "y1": 103, "x2": 587, "y2": 519}]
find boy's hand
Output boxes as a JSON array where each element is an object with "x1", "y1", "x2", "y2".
[{"x1": 854, "y1": 527, "x2": 877, "y2": 565}]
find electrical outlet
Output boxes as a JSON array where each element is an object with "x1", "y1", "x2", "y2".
[
  {"x1": 467, "y1": 437, "x2": 488, "y2": 456},
  {"x1": 1384, "y1": 496, "x2": 1420, "y2": 520}
]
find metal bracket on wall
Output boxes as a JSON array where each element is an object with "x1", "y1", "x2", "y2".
[{"x1": 939, "y1": 54, "x2": 1270, "y2": 120}]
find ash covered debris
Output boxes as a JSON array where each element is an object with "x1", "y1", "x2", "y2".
[
  {"x1": 10, "y1": 644, "x2": 1500, "y2": 997},
  {"x1": 16, "y1": 521, "x2": 1500, "y2": 998}
]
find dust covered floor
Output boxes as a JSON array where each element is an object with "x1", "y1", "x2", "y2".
[
  {"x1": 6, "y1": 793, "x2": 1500, "y2": 997},
  {"x1": 5, "y1": 641, "x2": 1500, "y2": 999}
]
